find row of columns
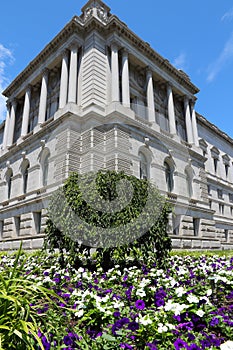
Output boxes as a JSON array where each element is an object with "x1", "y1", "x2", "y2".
[
  {"x1": 110, "y1": 43, "x2": 199, "y2": 146},
  {"x1": 2, "y1": 44, "x2": 80, "y2": 150},
  {"x1": 2, "y1": 42, "x2": 198, "y2": 150}
]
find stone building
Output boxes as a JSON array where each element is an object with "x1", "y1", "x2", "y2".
[{"x1": 0, "y1": 0, "x2": 233, "y2": 250}]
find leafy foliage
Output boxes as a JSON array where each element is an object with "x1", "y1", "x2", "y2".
[{"x1": 44, "y1": 170, "x2": 172, "y2": 270}]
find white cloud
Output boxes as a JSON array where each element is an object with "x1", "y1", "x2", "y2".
[
  {"x1": 172, "y1": 53, "x2": 187, "y2": 71},
  {"x1": 221, "y1": 8, "x2": 233, "y2": 22},
  {"x1": 0, "y1": 44, "x2": 14, "y2": 123},
  {"x1": 207, "y1": 32, "x2": 233, "y2": 82}
]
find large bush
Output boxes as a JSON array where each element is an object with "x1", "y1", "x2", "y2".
[{"x1": 44, "y1": 170, "x2": 172, "y2": 269}]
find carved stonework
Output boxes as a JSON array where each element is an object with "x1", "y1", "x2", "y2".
[
  {"x1": 81, "y1": 0, "x2": 110, "y2": 24},
  {"x1": 129, "y1": 64, "x2": 146, "y2": 92},
  {"x1": 153, "y1": 84, "x2": 167, "y2": 113}
]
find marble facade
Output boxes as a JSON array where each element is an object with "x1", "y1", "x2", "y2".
[{"x1": 0, "y1": 0, "x2": 233, "y2": 250}]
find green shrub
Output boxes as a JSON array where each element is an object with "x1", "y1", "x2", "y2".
[{"x1": 44, "y1": 170, "x2": 172, "y2": 270}]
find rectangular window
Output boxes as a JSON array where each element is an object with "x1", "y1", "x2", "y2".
[
  {"x1": 193, "y1": 218, "x2": 200, "y2": 237},
  {"x1": 217, "y1": 189, "x2": 223, "y2": 199},
  {"x1": 225, "y1": 164, "x2": 229, "y2": 178},
  {"x1": 207, "y1": 185, "x2": 211, "y2": 195},
  {"x1": 33, "y1": 211, "x2": 42, "y2": 234},
  {"x1": 0, "y1": 221, "x2": 3, "y2": 239},
  {"x1": 229, "y1": 193, "x2": 233, "y2": 203},
  {"x1": 224, "y1": 229, "x2": 229, "y2": 242},
  {"x1": 14, "y1": 216, "x2": 20, "y2": 236},
  {"x1": 213, "y1": 158, "x2": 218, "y2": 173},
  {"x1": 219, "y1": 204, "x2": 224, "y2": 215}
]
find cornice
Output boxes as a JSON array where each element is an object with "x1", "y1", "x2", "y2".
[
  {"x1": 3, "y1": 10, "x2": 199, "y2": 98},
  {"x1": 197, "y1": 112, "x2": 233, "y2": 147},
  {"x1": 3, "y1": 17, "x2": 82, "y2": 97}
]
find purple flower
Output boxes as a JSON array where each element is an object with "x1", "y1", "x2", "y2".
[
  {"x1": 174, "y1": 338, "x2": 188, "y2": 350},
  {"x1": 135, "y1": 299, "x2": 145, "y2": 310},
  {"x1": 120, "y1": 343, "x2": 133, "y2": 349},
  {"x1": 188, "y1": 345, "x2": 201, "y2": 350},
  {"x1": 146, "y1": 343, "x2": 158, "y2": 350},
  {"x1": 128, "y1": 321, "x2": 139, "y2": 331},
  {"x1": 63, "y1": 335, "x2": 73, "y2": 346},
  {"x1": 113, "y1": 311, "x2": 121, "y2": 317},
  {"x1": 209, "y1": 317, "x2": 219, "y2": 327},
  {"x1": 42, "y1": 335, "x2": 51, "y2": 350},
  {"x1": 155, "y1": 298, "x2": 165, "y2": 307}
]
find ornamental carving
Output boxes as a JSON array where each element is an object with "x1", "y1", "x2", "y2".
[
  {"x1": 129, "y1": 64, "x2": 145, "y2": 91},
  {"x1": 82, "y1": 1, "x2": 110, "y2": 24}
]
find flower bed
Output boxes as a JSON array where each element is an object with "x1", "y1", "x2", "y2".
[{"x1": 0, "y1": 252, "x2": 232, "y2": 349}]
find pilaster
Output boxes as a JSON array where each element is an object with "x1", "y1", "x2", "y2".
[
  {"x1": 38, "y1": 69, "x2": 49, "y2": 125},
  {"x1": 68, "y1": 44, "x2": 78, "y2": 103},
  {"x1": 184, "y1": 96, "x2": 193, "y2": 144},
  {"x1": 190, "y1": 100, "x2": 199, "y2": 146},
  {"x1": 146, "y1": 68, "x2": 155, "y2": 122},
  {"x1": 21, "y1": 85, "x2": 32, "y2": 137},
  {"x1": 7, "y1": 99, "x2": 17, "y2": 147},
  {"x1": 2, "y1": 102, "x2": 11, "y2": 150},
  {"x1": 59, "y1": 49, "x2": 69, "y2": 108},
  {"x1": 111, "y1": 43, "x2": 119, "y2": 102},
  {"x1": 121, "y1": 50, "x2": 130, "y2": 107},
  {"x1": 167, "y1": 83, "x2": 176, "y2": 135}
]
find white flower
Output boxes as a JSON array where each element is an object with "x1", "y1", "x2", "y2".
[
  {"x1": 196, "y1": 310, "x2": 205, "y2": 317},
  {"x1": 158, "y1": 323, "x2": 168, "y2": 333},
  {"x1": 138, "y1": 315, "x2": 152, "y2": 326},
  {"x1": 175, "y1": 286, "x2": 186, "y2": 297},
  {"x1": 187, "y1": 295, "x2": 199, "y2": 304},
  {"x1": 206, "y1": 289, "x2": 212, "y2": 296},
  {"x1": 113, "y1": 301, "x2": 124, "y2": 309},
  {"x1": 164, "y1": 300, "x2": 187, "y2": 315},
  {"x1": 136, "y1": 289, "x2": 146, "y2": 297},
  {"x1": 75, "y1": 309, "x2": 84, "y2": 318},
  {"x1": 220, "y1": 340, "x2": 233, "y2": 350}
]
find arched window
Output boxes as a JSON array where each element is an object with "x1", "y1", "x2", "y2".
[
  {"x1": 164, "y1": 160, "x2": 174, "y2": 192},
  {"x1": 139, "y1": 152, "x2": 148, "y2": 179},
  {"x1": 6, "y1": 169, "x2": 13, "y2": 199},
  {"x1": 22, "y1": 161, "x2": 30, "y2": 194},
  {"x1": 185, "y1": 168, "x2": 193, "y2": 198},
  {"x1": 42, "y1": 153, "x2": 49, "y2": 187}
]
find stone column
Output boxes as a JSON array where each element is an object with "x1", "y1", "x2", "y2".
[
  {"x1": 2, "y1": 102, "x2": 11, "y2": 149},
  {"x1": 167, "y1": 83, "x2": 176, "y2": 135},
  {"x1": 121, "y1": 50, "x2": 130, "y2": 107},
  {"x1": 21, "y1": 85, "x2": 31, "y2": 137},
  {"x1": 68, "y1": 45, "x2": 78, "y2": 103},
  {"x1": 184, "y1": 97, "x2": 193, "y2": 144},
  {"x1": 111, "y1": 43, "x2": 119, "y2": 102},
  {"x1": 59, "y1": 49, "x2": 69, "y2": 108},
  {"x1": 7, "y1": 99, "x2": 17, "y2": 147},
  {"x1": 38, "y1": 69, "x2": 49, "y2": 125},
  {"x1": 146, "y1": 68, "x2": 155, "y2": 122},
  {"x1": 190, "y1": 101, "x2": 199, "y2": 146}
]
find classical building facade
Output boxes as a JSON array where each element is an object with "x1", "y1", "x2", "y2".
[{"x1": 0, "y1": 0, "x2": 233, "y2": 250}]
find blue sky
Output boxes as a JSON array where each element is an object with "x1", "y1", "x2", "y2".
[{"x1": 1, "y1": 1, "x2": 233, "y2": 137}]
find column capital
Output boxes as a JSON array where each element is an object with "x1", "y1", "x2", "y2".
[
  {"x1": 146, "y1": 66, "x2": 153, "y2": 76},
  {"x1": 166, "y1": 81, "x2": 173, "y2": 89},
  {"x1": 69, "y1": 42, "x2": 79, "y2": 51},
  {"x1": 61, "y1": 48, "x2": 69, "y2": 58},
  {"x1": 6, "y1": 100, "x2": 11, "y2": 110},
  {"x1": 121, "y1": 49, "x2": 129, "y2": 57},
  {"x1": 110, "y1": 42, "x2": 119, "y2": 51},
  {"x1": 26, "y1": 84, "x2": 32, "y2": 94},
  {"x1": 10, "y1": 98, "x2": 18, "y2": 108},
  {"x1": 41, "y1": 68, "x2": 49, "y2": 79},
  {"x1": 183, "y1": 95, "x2": 190, "y2": 105}
]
